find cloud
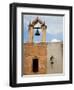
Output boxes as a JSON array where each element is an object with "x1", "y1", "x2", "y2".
[{"x1": 51, "y1": 39, "x2": 61, "y2": 42}]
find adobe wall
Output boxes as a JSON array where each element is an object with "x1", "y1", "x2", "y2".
[
  {"x1": 23, "y1": 43, "x2": 47, "y2": 75},
  {"x1": 47, "y1": 42, "x2": 63, "y2": 74},
  {"x1": 23, "y1": 42, "x2": 63, "y2": 75}
]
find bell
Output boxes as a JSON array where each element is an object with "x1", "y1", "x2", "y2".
[{"x1": 35, "y1": 29, "x2": 40, "y2": 36}]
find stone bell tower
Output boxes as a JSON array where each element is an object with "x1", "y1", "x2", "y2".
[
  {"x1": 28, "y1": 17, "x2": 47, "y2": 43},
  {"x1": 23, "y1": 17, "x2": 47, "y2": 75}
]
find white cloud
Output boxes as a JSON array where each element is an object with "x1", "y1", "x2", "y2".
[{"x1": 51, "y1": 39, "x2": 61, "y2": 42}]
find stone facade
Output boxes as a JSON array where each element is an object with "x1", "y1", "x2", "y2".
[
  {"x1": 47, "y1": 42, "x2": 63, "y2": 74},
  {"x1": 23, "y1": 43, "x2": 47, "y2": 75},
  {"x1": 22, "y1": 42, "x2": 63, "y2": 75}
]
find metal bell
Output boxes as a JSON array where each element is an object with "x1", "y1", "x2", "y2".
[{"x1": 35, "y1": 29, "x2": 40, "y2": 36}]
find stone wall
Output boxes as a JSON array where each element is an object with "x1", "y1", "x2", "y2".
[
  {"x1": 23, "y1": 43, "x2": 47, "y2": 75},
  {"x1": 47, "y1": 42, "x2": 63, "y2": 74},
  {"x1": 22, "y1": 42, "x2": 63, "y2": 75}
]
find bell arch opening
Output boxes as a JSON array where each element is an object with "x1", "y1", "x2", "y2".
[{"x1": 28, "y1": 17, "x2": 47, "y2": 43}]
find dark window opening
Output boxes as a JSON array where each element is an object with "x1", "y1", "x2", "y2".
[{"x1": 32, "y1": 58, "x2": 38, "y2": 73}]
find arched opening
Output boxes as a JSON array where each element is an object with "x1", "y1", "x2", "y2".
[
  {"x1": 28, "y1": 17, "x2": 47, "y2": 43},
  {"x1": 32, "y1": 58, "x2": 38, "y2": 73}
]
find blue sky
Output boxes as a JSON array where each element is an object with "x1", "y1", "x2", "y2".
[{"x1": 22, "y1": 14, "x2": 64, "y2": 43}]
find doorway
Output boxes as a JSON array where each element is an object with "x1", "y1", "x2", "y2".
[{"x1": 32, "y1": 58, "x2": 38, "y2": 73}]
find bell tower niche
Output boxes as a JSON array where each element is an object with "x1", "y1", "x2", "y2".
[{"x1": 28, "y1": 17, "x2": 47, "y2": 43}]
